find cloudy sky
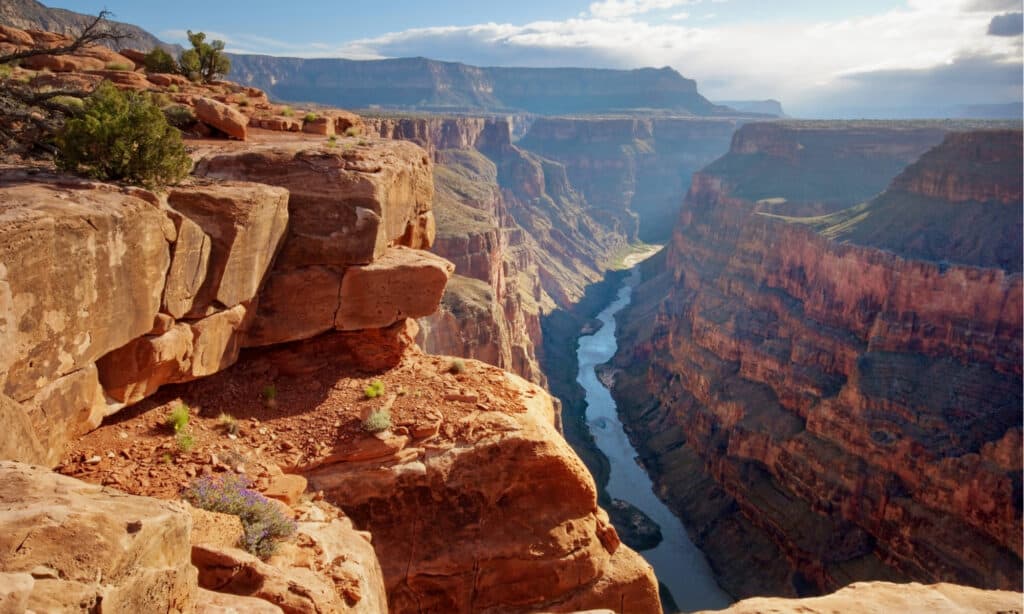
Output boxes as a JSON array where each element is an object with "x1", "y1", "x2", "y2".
[{"x1": 55, "y1": 0, "x2": 1023, "y2": 117}]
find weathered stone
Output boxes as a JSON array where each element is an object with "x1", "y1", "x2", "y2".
[
  {"x1": 163, "y1": 212, "x2": 212, "y2": 319},
  {"x1": 0, "y1": 462, "x2": 198, "y2": 612},
  {"x1": 194, "y1": 97, "x2": 248, "y2": 140},
  {"x1": 98, "y1": 304, "x2": 249, "y2": 404},
  {"x1": 0, "y1": 182, "x2": 170, "y2": 405},
  {"x1": 0, "y1": 394, "x2": 46, "y2": 466},
  {"x1": 190, "y1": 507, "x2": 245, "y2": 550},
  {"x1": 245, "y1": 267, "x2": 342, "y2": 347},
  {"x1": 262, "y1": 474, "x2": 307, "y2": 507},
  {"x1": 148, "y1": 72, "x2": 192, "y2": 88},
  {"x1": 335, "y1": 247, "x2": 454, "y2": 331},
  {"x1": 194, "y1": 141, "x2": 434, "y2": 267},
  {"x1": 167, "y1": 182, "x2": 289, "y2": 316},
  {"x1": 302, "y1": 116, "x2": 334, "y2": 136},
  {"x1": 197, "y1": 589, "x2": 285, "y2": 614},
  {"x1": 27, "y1": 364, "x2": 109, "y2": 465},
  {"x1": 85, "y1": 68, "x2": 152, "y2": 90}
]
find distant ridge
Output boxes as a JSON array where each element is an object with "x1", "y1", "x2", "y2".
[
  {"x1": 5, "y1": 0, "x2": 731, "y2": 117},
  {"x1": 714, "y1": 99, "x2": 787, "y2": 117},
  {"x1": 227, "y1": 54, "x2": 728, "y2": 116}
]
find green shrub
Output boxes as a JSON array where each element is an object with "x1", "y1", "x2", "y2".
[
  {"x1": 262, "y1": 384, "x2": 277, "y2": 401},
  {"x1": 363, "y1": 380, "x2": 385, "y2": 399},
  {"x1": 56, "y1": 82, "x2": 192, "y2": 188},
  {"x1": 162, "y1": 104, "x2": 196, "y2": 130},
  {"x1": 176, "y1": 431, "x2": 196, "y2": 452},
  {"x1": 184, "y1": 474, "x2": 297, "y2": 558},
  {"x1": 105, "y1": 61, "x2": 132, "y2": 71},
  {"x1": 143, "y1": 48, "x2": 178, "y2": 73},
  {"x1": 50, "y1": 95, "x2": 85, "y2": 113},
  {"x1": 343, "y1": 126, "x2": 359, "y2": 137},
  {"x1": 178, "y1": 30, "x2": 230, "y2": 83},
  {"x1": 327, "y1": 135, "x2": 337, "y2": 148},
  {"x1": 280, "y1": 106, "x2": 294, "y2": 117},
  {"x1": 0, "y1": 63, "x2": 13, "y2": 79},
  {"x1": 167, "y1": 83, "x2": 180, "y2": 93},
  {"x1": 363, "y1": 408, "x2": 391, "y2": 433},
  {"x1": 448, "y1": 358, "x2": 466, "y2": 374},
  {"x1": 167, "y1": 403, "x2": 190, "y2": 433},
  {"x1": 304, "y1": 112, "x2": 318, "y2": 123}
]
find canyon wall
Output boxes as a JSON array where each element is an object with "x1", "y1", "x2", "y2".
[
  {"x1": 519, "y1": 116, "x2": 740, "y2": 242},
  {"x1": 369, "y1": 115, "x2": 627, "y2": 385},
  {"x1": 612, "y1": 123, "x2": 1022, "y2": 598}
]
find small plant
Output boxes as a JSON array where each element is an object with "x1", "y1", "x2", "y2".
[
  {"x1": 167, "y1": 83, "x2": 180, "y2": 93},
  {"x1": 0, "y1": 63, "x2": 12, "y2": 79},
  {"x1": 363, "y1": 408, "x2": 391, "y2": 433},
  {"x1": 176, "y1": 431, "x2": 196, "y2": 452},
  {"x1": 162, "y1": 452, "x2": 173, "y2": 464},
  {"x1": 358, "y1": 139, "x2": 369, "y2": 146},
  {"x1": 184, "y1": 474, "x2": 297, "y2": 558},
  {"x1": 327, "y1": 135, "x2": 338, "y2": 148},
  {"x1": 343, "y1": 126, "x2": 359, "y2": 137},
  {"x1": 237, "y1": 97, "x2": 249, "y2": 107},
  {"x1": 218, "y1": 412, "x2": 239, "y2": 436},
  {"x1": 303, "y1": 112, "x2": 318, "y2": 123},
  {"x1": 448, "y1": 358, "x2": 466, "y2": 374},
  {"x1": 262, "y1": 384, "x2": 278, "y2": 408},
  {"x1": 280, "y1": 106, "x2": 294, "y2": 117},
  {"x1": 143, "y1": 47, "x2": 178, "y2": 74},
  {"x1": 167, "y1": 403, "x2": 190, "y2": 433},
  {"x1": 363, "y1": 380, "x2": 385, "y2": 399},
  {"x1": 56, "y1": 82, "x2": 192, "y2": 188},
  {"x1": 162, "y1": 104, "x2": 196, "y2": 130},
  {"x1": 105, "y1": 61, "x2": 132, "y2": 71}
]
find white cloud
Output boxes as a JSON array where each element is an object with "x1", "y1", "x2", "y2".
[
  {"x1": 202, "y1": 0, "x2": 1023, "y2": 116},
  {"x1": 588, "y1": 0, "x2": 699, "y2": 19},
  {"x1": 669, "y1": 11, "x2": 689, "y2": 20}
]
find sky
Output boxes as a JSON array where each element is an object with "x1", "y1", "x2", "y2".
[{"x1": 50, "y1": 0, "x2": 1024, "y2": 117}]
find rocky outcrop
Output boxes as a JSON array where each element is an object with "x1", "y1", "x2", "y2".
[
  {"x1": 0, "y1": 461, "x2": 198, "y2": 613},
  {"x1": 612, "y1": 124, "x2": 1023, "y2": 598},
  {"x1": 300, "y1": 358, "x2": 661, "y2": 613},
  {"x1": 697, "y1": 581, "x2": 1024, "y2": 614},
  {"x1": 194, "y1": 97, "x2": 249, "y2": 140},
  {"x1": 519, "y1": 116, "x2": 740, "y2": 242},
  {"x1": 0, "y1": 134, "x2": 447, "y2": 464}
]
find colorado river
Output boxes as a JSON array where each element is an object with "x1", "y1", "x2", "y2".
[{"x1": 576, "y1": 268, "x2": 732, "y2": 613}]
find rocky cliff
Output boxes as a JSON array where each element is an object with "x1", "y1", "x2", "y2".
[
  {"x1": 519, "y1": 117, "x2": 740, "y2": 242},
  {"x1": 612, "y1": 122, "x2": 1023, "y2": 598},
  {"x1": 367, "y1": 115, "x2": 627, "y2": 385},
  {"x1": 229, "y1": 56, "x2": 723, "y2": 116},
  {"x1": 0, "y1": 31, "x2": 664, "y2": 608}
]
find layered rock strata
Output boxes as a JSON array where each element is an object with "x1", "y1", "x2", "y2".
[{"x1": 612, "y1": 124, "x2": 1023, "y2": 597}]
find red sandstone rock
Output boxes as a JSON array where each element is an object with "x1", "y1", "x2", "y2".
[
  {"x1": 335, "y1": 247, "x2": 454, "y2": 331},
  {"x1": 0, "y1": 462, "x2": 198, "y2": 612},
  {"x1": 148, "y1": 72, "x2": 192, "y2": 88},
  {"x1": 194, "y1": 97, "x2": 248, "y2": 140}
]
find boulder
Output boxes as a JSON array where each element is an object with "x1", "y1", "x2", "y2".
[
  {"x1": 302, "y1": 116, "x2": 334, "y2": 136},
  {"x1": 167, "y1": 182, "x2": 289, "y2": 316},
  {"x1": 335, "y1": 247, "x2": 454, "y2": 330},
  {"x1": 162, "y1": 212, "x2": 212, "y2": 319},
  {"x1": 0, "y1": 462, "x2": 198, "y2": 612},
  {"x1": 149, "y1": 72, "x2": 192, "y2": 88},
  {"x1": 0, "y1": 182, "x2": 170, "y2": 401},
  {"x1": 244, "y1": 266, "x2": 343, "y2": 347},
  {"x1": 194, "y1": 141, "x2": 434, "y2": 267},
  {"x1": 194, "y1": 97, "x2": 248, "y2": 140},
  {"x1": 85, "y1": 68, "x2": 152, "y2": 91},
  {"x1": 97, "y1": 304, "x2": 250, "y2": 404},
  {"x1": 262, "y1": 474, "x2": 307, "y2": 507}
]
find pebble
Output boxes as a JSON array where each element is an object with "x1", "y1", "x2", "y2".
[{"x1": 85, "y1": 455, "x2": 102, "y2": 464}]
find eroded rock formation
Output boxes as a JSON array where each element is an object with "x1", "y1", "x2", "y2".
[{"x1": 612, "y1": 123, "x2": 1023, "y2": 597}]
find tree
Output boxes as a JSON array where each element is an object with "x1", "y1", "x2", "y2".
[
  {"x1": 55, "y1": 82, "x2": 192, "y2": 188},
  {"x1": 179, "y1": 31, "x2": 230, "y2": 83},
  {"x1": 143, "y1": 48, "x2": 178, "y2": 73},
  {"x1": 0, "y1": 11, "x2": 131, "y2": 154}
]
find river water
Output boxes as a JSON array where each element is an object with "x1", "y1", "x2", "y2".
[{"x1": 576, "y1": 269, "x2": 732, "y2": 613}]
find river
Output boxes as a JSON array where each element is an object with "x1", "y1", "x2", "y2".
[{"x1": 576, "y1": 267, "x2": 733, "y2": 613}]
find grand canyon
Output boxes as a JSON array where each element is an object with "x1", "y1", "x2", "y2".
[{"x1": 0, "y1": 1, "x2": 1020, "y2": 612}]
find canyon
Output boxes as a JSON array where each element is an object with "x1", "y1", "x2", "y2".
[
  {"x1": 0, "y1": 5, "x2": 1022, "y2": 612},
  {"x1": 611, "y1": 122, "x2": 1023, "y2": 599}
]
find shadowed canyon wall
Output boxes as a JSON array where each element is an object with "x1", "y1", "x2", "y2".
[{"x1": 611, "y1": 123, "x2": 1023, "y2": 598}]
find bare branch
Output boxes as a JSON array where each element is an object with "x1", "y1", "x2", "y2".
[{"x1": 0, "y1": 10, "x2": 133, "y2": 65}]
